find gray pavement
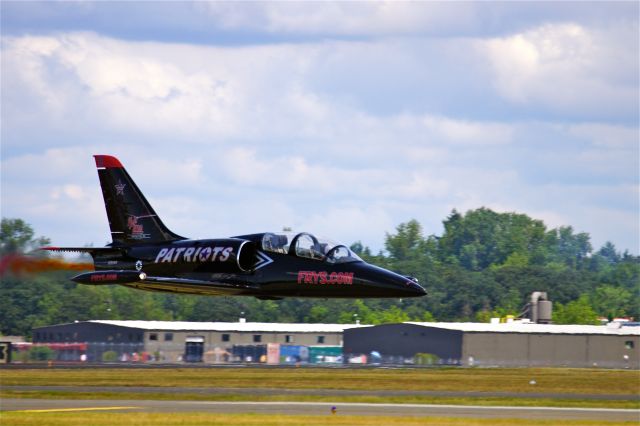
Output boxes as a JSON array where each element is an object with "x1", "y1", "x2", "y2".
[
  {"x1": 2, "y1": 398, "x2": 639, "y2": 421},
  {"x1": 4, "y1": 385, "x2": 639, "y2": 400}
]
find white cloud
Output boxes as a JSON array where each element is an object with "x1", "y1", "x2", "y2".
[
  {"x1": 4, "y1": 29, "x2": 635, "y2": 152},
  {"x1": 568, "y1": 123, "x2": 639, "y2": 149},
  {"x1": 52, "y1": 184, "x2": 86, "y2": 201},
  {"x1": 482, "y1": 23, "x2": 638, "y2": 117},
  {"x1": 196, "y1": 2, "x2": 638, "y2": 39},
  {"x1": 1, "y1": 25, "x2": 638, "y2": 253},
  {"x1": 199, "y1": 2, "x2": 477, "y2": 36},
  {"x1": 421, "y1": 115, "x2": 513, "y2": 146},
  {"x1": 303, "y1": 205, "x2": 395, "y2": 248}
]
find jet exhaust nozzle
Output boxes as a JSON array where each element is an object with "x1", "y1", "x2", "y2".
[{"x1": 71, "y1": 270, "x2": 147, "y2": 285}]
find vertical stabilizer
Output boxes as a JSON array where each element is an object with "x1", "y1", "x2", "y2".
[{"x1": 94, "y1": 155, "x2": 185, "y2": 245}]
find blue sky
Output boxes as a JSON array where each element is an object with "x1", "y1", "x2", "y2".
[{"x1": 1, "y1": 1, "x2": 638, "y2": 254}]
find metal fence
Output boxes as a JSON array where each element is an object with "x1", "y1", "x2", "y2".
[
  {"x1": 9, "y1": 341, "x2": 459, "y2": 366},
  {"x1": 11, "y1": 342, "x2": 145, "y2": 363}
]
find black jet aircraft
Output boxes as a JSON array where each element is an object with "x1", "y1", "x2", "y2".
[{"x1": 42, "y1": 155, "x2": 426, "y2": 300}]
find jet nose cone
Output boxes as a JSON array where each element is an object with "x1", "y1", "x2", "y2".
[
  {"x1": 355, "y1": 263, "x2": 427, "y2": 298},
  {"x1": 404, "y1": 278, "x2": 427, "y2": 297}
]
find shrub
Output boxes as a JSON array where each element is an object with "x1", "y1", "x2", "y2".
[
  {"x1": 101, "y1": 350, "x2": 118, "y2": 362},
  {"x1": 28, "y1": 346, "x2": 55, "y2": 361},
  {"x1": 414, "y1": 353, "x2": 440, "y2": 365}
]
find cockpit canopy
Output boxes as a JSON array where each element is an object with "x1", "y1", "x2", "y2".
[{"x1": 261, "y1": 232, "x2": 362, "y2": 264}]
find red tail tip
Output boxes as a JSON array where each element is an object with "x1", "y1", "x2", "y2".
[{"x1": 94, "y1": 155, "x2": 123, "y2": 168}]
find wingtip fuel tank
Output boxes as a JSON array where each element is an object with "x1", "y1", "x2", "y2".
[{"x1": 71, "y1": 270, "x2": 147, "y2": 285}]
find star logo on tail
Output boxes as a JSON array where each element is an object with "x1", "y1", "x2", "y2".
[{"x1": 115, "y1": 181, "x2": 126, "y2": 195}]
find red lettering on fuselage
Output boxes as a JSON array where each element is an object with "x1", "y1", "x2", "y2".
[{"x1": 297, "y1": 271, "x2": 354, "y2": 285}]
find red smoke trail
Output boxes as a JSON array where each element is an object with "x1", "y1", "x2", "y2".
[{"x1": 0, "y1": 254, "x2": 93, "y2": 276}]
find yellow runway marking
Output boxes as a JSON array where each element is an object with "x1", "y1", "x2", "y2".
[{"x1": 12, "y1": 406, "x2": 142, "y2": 413}]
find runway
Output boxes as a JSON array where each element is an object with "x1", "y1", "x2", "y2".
[
  {"x1": 5, "y1": 385, "x2": 639, "y2": 400},
  {"x1": 3, "y1": 398, "x2": 639, "y2": 421}
]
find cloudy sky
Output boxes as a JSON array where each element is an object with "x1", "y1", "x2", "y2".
[{"x1": 1, "y1": 1, "x2": 638, "y2": 254}]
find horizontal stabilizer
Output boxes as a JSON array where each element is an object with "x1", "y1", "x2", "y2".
[{"x1": 39, "y1": 246, "x2": 124, "y2": 256}]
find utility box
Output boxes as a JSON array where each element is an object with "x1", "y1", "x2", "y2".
[
  {"x1": 525, "y1": 292, "x2": 553, "y2": 324},
  {"x1": 537, "y1": 300, "x2": 553, "y2": 324}
]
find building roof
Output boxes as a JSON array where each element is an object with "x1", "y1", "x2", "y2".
[
  {"x1": 40, "y1": 320, "x2": 640, "y2": 336},
  {"x1": 88, "y1": 320, "x2": 365, "y2": 333},
  {"x1": 405, "y1": 322, "x2": 640, "y2": 336}
]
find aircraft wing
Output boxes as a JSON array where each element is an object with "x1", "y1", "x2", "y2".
[{"x1": 128, "y1": 275, "x2": 259, "y2": 296}]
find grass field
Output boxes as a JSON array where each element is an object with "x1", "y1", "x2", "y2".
[
  {"x1": 1, "y1": 367, "x2": 639, "y2": 409},
  {"x1": 2, "y1": 367, "x2": 639, "y2": 425},
  {"x1": 1, "y1": 367, "x2": 638, "y2": 394},
  {"x1": 1, "y1": 412, "x2": 638, "y2": 426}
]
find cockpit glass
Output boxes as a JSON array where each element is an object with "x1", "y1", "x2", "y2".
[
  {"x1": 325, "y1": 245, "x2": 352, "y2": 263},
  {"x1": 261, "y1": 232, "x2": 362, "y2": 263},
  {"x1": 294, "y1": 233, "x2": 325, "y2": 260},
  {"x1": 261, "y1": 233, "x2": 290, "y2": 254}
]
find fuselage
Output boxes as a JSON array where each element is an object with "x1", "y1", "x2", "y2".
[
  {"x1": 46, "y1": 155, "x2": 427, "y2": 300},
  {"x1": 77, "y1": 232, "x2": 426, "y2": 299}
]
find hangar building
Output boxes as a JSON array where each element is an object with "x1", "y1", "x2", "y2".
[
  {"x1": 32, "y1": 320, "x2": 362, "y2": 363},
  {"x1": 344, "y1": 322, "x2": 640, "y2": 369}
]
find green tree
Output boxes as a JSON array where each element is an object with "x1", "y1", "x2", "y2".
[
  {"x1": 545, "y1": 226, "x2": 592, "y2": 269},
  {"x1": 350, "y1": 241, "x2": 372, "y2": 258},
  {"x1": 383, "y1": 219, "x2": 438, "y2": 285},
  {"x1": 590, "y1": 285, "x2": 632, "y2": 319},
  {"x1": 1, "y1": 218, "x2": 50, "y2": 254},
  {"x1": 419, "y1": 311, "x2": 436, "y2": 322},
  {"x1": 598, "y1": 241, "x2": 621, "y2": 264},
  {"x1": 438, "y1": 208, "x2": 547, "y2": 270},
  {"x1": 1, "y1": 215, "x2": 635, "y2": 334},
  {"x1": 497, "y1": 252, "x2": 530, "y2": 269},
  {"x1": 552, "y1": 295, "x2": 599, "y2": 325},
  {"x1": 475, "y1": 310, "x2": 493, "y2": 323},
  {"x1": 338, "y1": 300, "x2": 377, "y2": 324},
  {"x1": 376, "y1": 305, "x2": 410, "y2": 324},
  {"x1": 385, "y1": 220, "x2": 426, "y2": 261},
  {"x1": 306, "y1": 305, "x2": 331, "y2": 323}
]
